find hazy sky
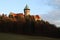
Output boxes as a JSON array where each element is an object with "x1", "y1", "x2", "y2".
[{"x1": 0, "y1": 0, "x2": 60, "y2": 27}]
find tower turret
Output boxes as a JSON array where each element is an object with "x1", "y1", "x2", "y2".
[{"x1": 24, "y1": 4, "x2": 30, "y2": 16}]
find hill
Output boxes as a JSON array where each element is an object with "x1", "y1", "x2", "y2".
[
  {"x1": 0, "y1": 33, "x2": 60, "y2": 40},
  {"x1": 0, "y1": 14, "x2": 60, "y2": 38}
]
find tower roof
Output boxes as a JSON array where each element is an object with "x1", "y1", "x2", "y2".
[{"x1": 24, "y1": 4, "x2": 30, "y2": 10}]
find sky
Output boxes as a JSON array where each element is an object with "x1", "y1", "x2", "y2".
[{"x1": 0, "y1": 0, "x2": 60, "y2": 27}]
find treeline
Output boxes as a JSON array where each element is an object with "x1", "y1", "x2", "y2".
[{"x1": 0, "y1": 15, "x2": 60, "y2": 38}]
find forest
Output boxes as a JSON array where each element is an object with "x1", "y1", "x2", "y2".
[{"x1": 0, "y1": 14, "x2": 60, "y2": 38}]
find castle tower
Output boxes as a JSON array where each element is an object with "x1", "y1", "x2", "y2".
[{"x1": 24, "y1": 4, "x2": 30, "y2": 16}]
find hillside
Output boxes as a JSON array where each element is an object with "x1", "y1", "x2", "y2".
[
  {"x1": 0, "y1": 33, "x2": 60, "y2": 40},
  {"x1": 0, "y1": 14, "x2": 60, "y2": 38}
]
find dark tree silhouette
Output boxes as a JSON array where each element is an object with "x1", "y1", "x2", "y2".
[{"x1": 0, "y1": 14, "x2": 60, "y2": 38}]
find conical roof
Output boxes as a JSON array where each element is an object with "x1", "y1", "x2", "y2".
[{"x1": 24, "y1": 4, "x2": 30, "y2": 10}]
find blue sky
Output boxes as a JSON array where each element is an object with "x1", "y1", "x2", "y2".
[
  {"x1": 0, "y1": 0, "x2": 54, "y2": 15},
  {"x1": 0, "y1": 0, "x2": 60, "y2": 27}
]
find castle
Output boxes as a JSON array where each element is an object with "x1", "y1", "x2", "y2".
[{"x1": 9, "y1": 5, "x2": 41, "y2": 21}]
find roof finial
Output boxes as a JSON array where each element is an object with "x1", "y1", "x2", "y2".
[{"x1": 24, "y1": 4, "x2": 30, "y2": 10}]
